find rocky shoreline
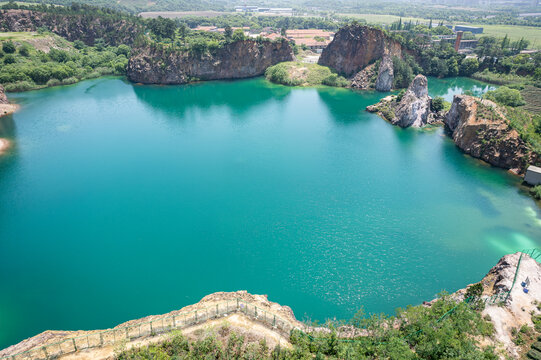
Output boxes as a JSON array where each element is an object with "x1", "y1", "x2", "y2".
[
  {"x1": 366, "y1": 75, "x2": 540, "y2": 176},
  {"x1": 1, "y1": 252, "x2": 539, "y2": 359},
  {"x1": 0, "y1": 85, "x2": 17, "y2": 155}
]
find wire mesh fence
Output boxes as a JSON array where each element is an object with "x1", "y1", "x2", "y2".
[
  {"x1": 1, "y1": 299, "x2": 298, "y2": 360},
  {"x1": 4, "y1": 249, "x2": 540, "y2": 359}
]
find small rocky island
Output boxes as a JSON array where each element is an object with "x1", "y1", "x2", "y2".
[
  {"x1": 367, "y1": 74, "x2": 443, "y2": 127},
  {"x1": 366, "y1": 76, "x2": 541, "y2": 175}
]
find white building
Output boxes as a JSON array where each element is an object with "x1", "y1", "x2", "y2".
[{"x1": 525, "y1": 165, "x2": 541, "y2": 186}]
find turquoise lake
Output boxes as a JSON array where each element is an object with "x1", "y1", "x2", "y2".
[{"x1": 1, "y1": 76, "x2": 540, "y2": 349}]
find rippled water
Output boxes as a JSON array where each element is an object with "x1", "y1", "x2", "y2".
[{"x1": 0, "y1": 76, "x2": 539, "y2": 349}]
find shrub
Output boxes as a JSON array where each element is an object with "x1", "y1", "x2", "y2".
[
  {"x1": 2, "y1": 41, "x2": 16, "y2": 54},
  {"x1": 18, "y1": 44, "x2": 31, "y2": 57},
  {"x1": 396, "y1": 89, "x2": 406, "y2": 102},
  {"x1": 530, "y1": 186, "x2": 541, "y2": 200},
  {"x1": 48, "y1": 48, "x2": 70, "y2": 63},
  {"x1": 4, "y1": 80, "x2": 36, "y2": 92},
  {"x1": 431, "y1": 96, "x2": 445, "y2": 112},
  {"x1": 73, "y1": 40, "x2": 85, "y2": 50},
  {"x1": 460, "y1": 57, "x2": 479, "y2": 76},
  {"x1": 322, "y1": 73, "x2": 349, "y2": 87},
  {"x1": 265, "y1": 64, "x2": 289, "y2": 84},
  {"x1": 484, "y1": 86, "x2": 526, "y2": 107},
  {"x1": 3, "y1": 54, "x2": 15, "y2": 64}
]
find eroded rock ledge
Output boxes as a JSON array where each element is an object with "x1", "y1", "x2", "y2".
[
  {"x1": 127, "y1": 40, "x2": 294, "y2": 85},
  {"x1": 445, "y1": 95, "x2": 540, "y2": 174}
]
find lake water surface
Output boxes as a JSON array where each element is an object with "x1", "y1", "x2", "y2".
[{"x1": 1, "y1": 76, "x2": 540, "y2": 349}]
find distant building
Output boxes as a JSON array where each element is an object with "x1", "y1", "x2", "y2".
[
  {"x1": 525, "y1": 165, "x2": 541, "y2": 186},
  {"x1": 454, "y1": 25, "x2": 483, "y2": 34}
]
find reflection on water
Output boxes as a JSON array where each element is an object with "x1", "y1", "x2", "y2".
[{"x1": 132, "y1": 79, "x2": 292, "y2": 120}]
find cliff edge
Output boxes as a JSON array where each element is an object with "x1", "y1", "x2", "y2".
[
  {"x1": 318, "y1": 24, "x2": 403, "y2": 86},
  {"x1": 127, "y1": 40, "x2": 294, "y2": 85},
  {"x1": 445, "y1": 95, "x2": 540, "y2": 174}
]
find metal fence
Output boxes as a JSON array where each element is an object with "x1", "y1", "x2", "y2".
[
  {"x1": 1, "y1": 298, "x2": 299, "y2": 360},
  {"x1": 4, "y1": 249, "x2": 540, "y2": 359}
]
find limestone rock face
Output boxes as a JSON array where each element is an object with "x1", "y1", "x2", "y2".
[
  {"x1": 392, "y1": 75, "x2": 431, "y2": 127},
  {"x1": 127, "y1": 40, "x2": 294, "y2": 84},
  {"x1": 445, "y1": 95, "x2": 540, "y2": 174},
  {"x1": 318, "y1": 25, "x2": 403, "y2": 77},
  {"x1": 375, "y1": 56, "x2": 394, "y2": 92}
]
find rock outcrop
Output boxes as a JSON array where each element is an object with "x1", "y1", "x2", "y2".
[
  {"x1": 127, "y1": 40, "x2": 294, "y2": 84},
  {"x1": 445, "y1": 95, "x2": 540, "y2": 174},
  {"x1": 392, "y1": 74, "x2": 431, "y2": 127},
  {"x1": 318, "y1": 25, "x2": 403, "y2": 78},
  {"x1": 350, "y1": 63, "x2": 376, "y2": 90},
  {"x1": 0, "y1": 9, "x2": 142, "y2": 45},
  {"x1": 0, "y1": 85, "x2": 8, "y2": 105},
  {"x1": 374, "y1": 56, "x2": 394, "y2": 92},
  {"x1": 367, "y1": 75, "x2": 438, "y2": 128},
  {"x1": 0, "y1": 85, "x2": 18, "y2": 121}
]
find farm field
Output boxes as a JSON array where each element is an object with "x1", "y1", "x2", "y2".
[
  {"x1": 341, "y1": 13, "x2": 541, "y2": 48},
  {"x1": 468, "y1": 24, "x2": 541, "y2": 48},
  {"x1": 139, "y1": 10, "x2": 232, "y2": 18}
]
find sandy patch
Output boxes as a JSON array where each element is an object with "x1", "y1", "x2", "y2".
[
  {"x1": 0, "y1": 104, "x2": 18, "y2": 118},
  {"x1": 0, "y1": 138, "x2": 10, "y2": 154}
]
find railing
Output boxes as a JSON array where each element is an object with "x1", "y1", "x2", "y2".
[
  {"x1": 3, "y1": 249, "x2": 540, "y2": 359},
  {"x1": 1, "y1": 299, "x2": 299, "y2": 360}
]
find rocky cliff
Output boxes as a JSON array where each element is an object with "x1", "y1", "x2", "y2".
[
  {"x1": 127, "y1": 40, "x2": 294, "y2": 84},
  {"x1": 445, "y1": 95, "x2": 540, "y2": 174},
  {"x1": 0, "y1": 9, "x2": 142, "y2": 45},
  {"x1": 318, "y1": 25, "x2": 403, "y2": 78},
  {"x1": 367, "y1": 75, "x2": 440, "y2": 127},
  {"x1": 374, "y1": 55, "x2": 394, "y2": 92}
]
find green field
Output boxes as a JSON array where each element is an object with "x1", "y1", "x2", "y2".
[
  {"x1": 470, "y1": 24, "x2": 541, "y2": 49},
  {"x1": 340, "y1": 13, "x2": 541, "y2": 49},
  {"x1": 0, "y1": 31, "x2": 45, "y2": 40}
]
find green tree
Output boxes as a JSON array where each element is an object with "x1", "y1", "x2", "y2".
[
  {"x1": 3, "y1": 54, "x2": 15, "y2": 64},
  {"x1": 231, "y1": 29, "x2": 246, "y2": 42},
  {"x1": 459, "y1": 57, "x2": 479, "y2": 76},
  {"x1": 484, "y1": 86, "x2": 525, "y2": 107},
  {"x1": 2, "y1": 41, "x2": 16, "y2": 54},
  {"x1": 431, "y1": 97, "x2": 445, "y2": 112},
  {"x1": 224, "y1": 25, "x2": 233, "y2": 40},
  {"x1": 18, "y1": 44, "x2": 31, "y2": 57}
]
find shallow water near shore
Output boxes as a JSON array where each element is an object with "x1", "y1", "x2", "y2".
[{"x1": 0, "y1": 76, "x2": 539, "y2": 349}]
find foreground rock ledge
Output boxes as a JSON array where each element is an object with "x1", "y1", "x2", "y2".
[{"x1": 2, "y1": 253, "x2": 540, "y2": 359}]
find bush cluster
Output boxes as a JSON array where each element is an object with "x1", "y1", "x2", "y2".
[{"x1": 0, "y1": 37, "x2": 130, "y2": 91}]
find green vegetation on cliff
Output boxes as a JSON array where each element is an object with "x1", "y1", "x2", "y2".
[
  {"x1": 0, "y1": 32, "x2": 129, "y2": 91},
  {"x1": 117, "y1": 294, "x2": 497, "y2": 360},
  {"x1": 265, "y1": 62, "x2": 349, "y2": 88}
]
